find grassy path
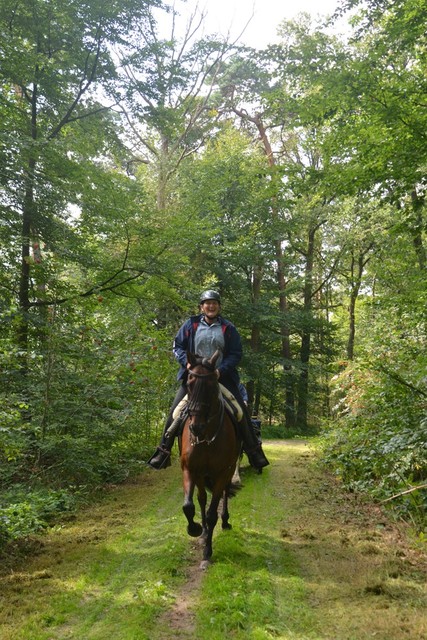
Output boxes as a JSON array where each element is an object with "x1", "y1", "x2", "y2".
[{"x1": 0, "y1": 441, "x2": 426, "y2": 639}]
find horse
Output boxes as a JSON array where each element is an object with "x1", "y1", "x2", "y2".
[{"x1": 179, "y1": 350, "x2": 242, "y2": 566}]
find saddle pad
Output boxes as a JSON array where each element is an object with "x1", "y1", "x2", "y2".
[
  {"x1": 172, "y1": 384, "x2": 243, "y2": 421},
  {"x1": 172, "y1": 396, "x2": 188, "y2": 420}
]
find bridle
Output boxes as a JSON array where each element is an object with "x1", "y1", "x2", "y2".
[
  {"x1": 187, "y1": 365, "x2": 224, "y2": 446},
  {"x1": 187, "y1": 369, "x2": 215, "y2": 379}
]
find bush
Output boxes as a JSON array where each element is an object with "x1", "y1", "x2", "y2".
[
  {"x1": 0, "y1": 487, "x2": 79, "y2": 546},
  {"x1": 320, "y1": 361, "x2": 427, "y2": 531}
]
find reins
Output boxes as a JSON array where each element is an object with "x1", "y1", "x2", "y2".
[
  {"x1": 187, "y1": 369, "x2": 216, "y2": 379},
  {"x1": 186, "y1": 363, "x2": 224, "y2": 446},
  {"x1": 188, "y1": 403, "x2": 224, "y2": 446}
]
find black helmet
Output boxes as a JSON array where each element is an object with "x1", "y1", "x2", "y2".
[{"x1": 199, "y1": 289, "x2": 221, "y2": 304}]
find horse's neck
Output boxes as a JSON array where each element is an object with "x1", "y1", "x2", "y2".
[
  {"x1": 192, "y1": 380, "x2": 222, "y2": 420},
  {"x1": 209, "y1": 387, "x2": 222, "y2": 414}
]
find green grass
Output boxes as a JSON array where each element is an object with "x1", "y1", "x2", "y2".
[
  {"x1": 0, "y1": 475, "x2": 193, "y2": 640},
  {"x1": 194, "y1": 452, "x2": 319, "y2": 640},
  {"x1": 1, "y1": 441, "x2": 426, "y2": 640}
]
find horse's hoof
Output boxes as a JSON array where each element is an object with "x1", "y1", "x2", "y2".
[
  {"x1": 199, "y1": 559, "x2": 211, "y2": 570},
  {"x1": 222, "y1": 522, "x2": 232, "y2": 530},
  {"x1": 187, "y1": 523, "x2": 203, "y2": 537}
]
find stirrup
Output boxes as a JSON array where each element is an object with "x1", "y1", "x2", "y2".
[{"x1": 147, "y1": 446, "x2": 172, "y2": 470}]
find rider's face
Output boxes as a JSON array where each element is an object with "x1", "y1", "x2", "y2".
[{"x1": 201, "y1": 300, "x2": 220, "y2": 322}]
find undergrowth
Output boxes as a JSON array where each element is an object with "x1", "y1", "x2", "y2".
[
  {"x1": 318, "y1": 360, "x2": 427, "y2": 533},
  {"x1": 0, "y1": 486, "x2": 84, "y2": 547}
]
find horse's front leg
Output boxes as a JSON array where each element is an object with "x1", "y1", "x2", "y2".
[
  {"x1": 182, "y1": 469, "x2": 203, "y2": 537},
  {"x1": 203, "y1": 494, "x2": 220, "y2": 561},
  {"x1": 197, "y1": 485, "x2": 208, "y2": 538}
]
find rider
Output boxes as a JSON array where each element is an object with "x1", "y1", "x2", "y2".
[{"x1": 147, "y1": 290, "x2": 270, "y2": 471}]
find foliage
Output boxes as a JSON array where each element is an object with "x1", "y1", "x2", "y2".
[
  {"x1": 0, "y1": 486, "x2": 79, "y2": 544},
  {"x1": 321, "y1": 300, "x2": 427, "y2": 529},
  {"x1": 254, "y1": 2, "x2": 427, "y2": 528}
]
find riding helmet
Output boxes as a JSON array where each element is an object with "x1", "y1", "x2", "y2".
[{"x1": 199, "y1": 289, "x2": 221, "y2": 304}]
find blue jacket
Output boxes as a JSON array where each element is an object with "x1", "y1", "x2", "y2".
[{"x1": 172, "y1": 314, "x2": 242, "y2": 386}]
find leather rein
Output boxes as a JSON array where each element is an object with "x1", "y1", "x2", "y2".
[{"x1": 187, "y1": 366, "x2": 224, "y2": 446}]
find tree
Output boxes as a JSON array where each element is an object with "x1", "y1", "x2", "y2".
[
  {"x1": 177, "y1": 126, "x2": 279, "y2": 410},
  {"x1": 115, "y1": 4, "x2": 238, "y2": 211},
  {"x1": 0, "y1": 0, "x2": 164, "y2": 368}
]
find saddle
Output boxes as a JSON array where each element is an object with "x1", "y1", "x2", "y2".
[{"x1": 168, "y1": 384, "x2": 243, "y2": 438}]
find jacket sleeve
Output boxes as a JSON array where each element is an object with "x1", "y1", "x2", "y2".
[
  {"x1": 218, "y1": 323, "x2": 242, "y2": 374},
  {"x1": 172, "y1": 319, "x2": 191, "y2": 368}
]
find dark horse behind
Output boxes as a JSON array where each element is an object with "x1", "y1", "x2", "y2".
[{"x1": 179, "y1": 351, "x2": 242, "y2": 566}]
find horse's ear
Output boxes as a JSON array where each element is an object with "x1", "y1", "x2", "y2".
[{"x1": 209, "y1": 350, "x2": 220, "y2": 367}]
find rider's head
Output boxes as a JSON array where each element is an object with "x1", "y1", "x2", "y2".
[
  {"x1": 199, "y1": 289, "x2": 221, "y2": 305},
  {"x1": 199, "y1": 289, "x2": 221, "y2": 323}
]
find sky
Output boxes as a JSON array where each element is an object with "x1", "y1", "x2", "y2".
[{"x1": 168, "y1": 0, "x2": 344, "y2": 49}]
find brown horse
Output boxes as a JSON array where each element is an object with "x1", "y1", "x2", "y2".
[{"x1": 179, "y1": 351, "x2": 242, "y2": 565}]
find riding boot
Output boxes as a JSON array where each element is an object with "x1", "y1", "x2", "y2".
[
  {"x1": 147, "y1": 433, "x2": 174, "y2": 469},
  {"x1": 240, "y1": 418, "x2": 269, "y2": 470}
]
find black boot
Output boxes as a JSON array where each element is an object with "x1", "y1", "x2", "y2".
[
  {"x1": 241, "y1": 419, "x2": 269, "y2": 470},
  {"x1": 147, "y1": 406, "x2": 187, "y2": 470},
  {"x1": 147, "y1": 435, "x2": 174, "y2": 469}
]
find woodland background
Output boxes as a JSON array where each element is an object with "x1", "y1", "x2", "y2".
[{"x1": 0, "y1": 0, "x2": 426, "y2": 544}]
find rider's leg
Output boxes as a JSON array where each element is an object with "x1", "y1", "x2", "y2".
[
  {"x1": 222, "y1": 379, "x2": 269, "y2": 471},
  {"x1": 239, "y1": 412, "x2": 269, "y2": 470},
  {"x1": 147, "y1": 384, "x2": 187, "y2": 470}
]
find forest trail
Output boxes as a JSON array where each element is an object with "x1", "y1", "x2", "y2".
[{"x1": 1, "y1": 441, "x2": 426, "y2": 640}]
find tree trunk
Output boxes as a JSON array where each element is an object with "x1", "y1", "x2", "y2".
[
  {"x1": 296, "y1": 226, "x2": 316, "y2": 430},
  {"x1": 250, "y1": 113, "x2": 296, "y2": 428},
  {"x1": 410, "y1": 190, "x2": 426, "y2": 271},
  {"x1": 346, "y1": 249, "x2": 371, "y2": 361},
  {"x1": 17, "y1": 79, "x2": 38, "y2": 376},
  {"x1": 247, "y1": 265, "x2": 263, "y2": 416}
]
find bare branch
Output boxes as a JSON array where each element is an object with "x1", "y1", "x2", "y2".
[
  {"x1": 311, "y1": 246, "x2": 346, "y2": 298},
  {"x1": 375, "y1": 364, "x2": 427, "y2": 398},
  {"x1": 381, "y1": 484, "x2": 427, "y2": 503},
  {"x1": 27, "y1": 241, "x2": 169, "y2": 307},
  {"x1": 48, "y1": 29, "x2": 104, "y2": 139}
]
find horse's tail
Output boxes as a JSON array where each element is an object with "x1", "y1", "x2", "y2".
[
  {"x1": 227, "y1": 480, "x2": 242, "y2": 498},
  {"x1": 203, "y1": 477, "x2": 242, "y2": 497}
]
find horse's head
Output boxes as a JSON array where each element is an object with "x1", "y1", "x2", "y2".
[{"x1": 186, "y1": 351, "x2": 221, "y2": 439}]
